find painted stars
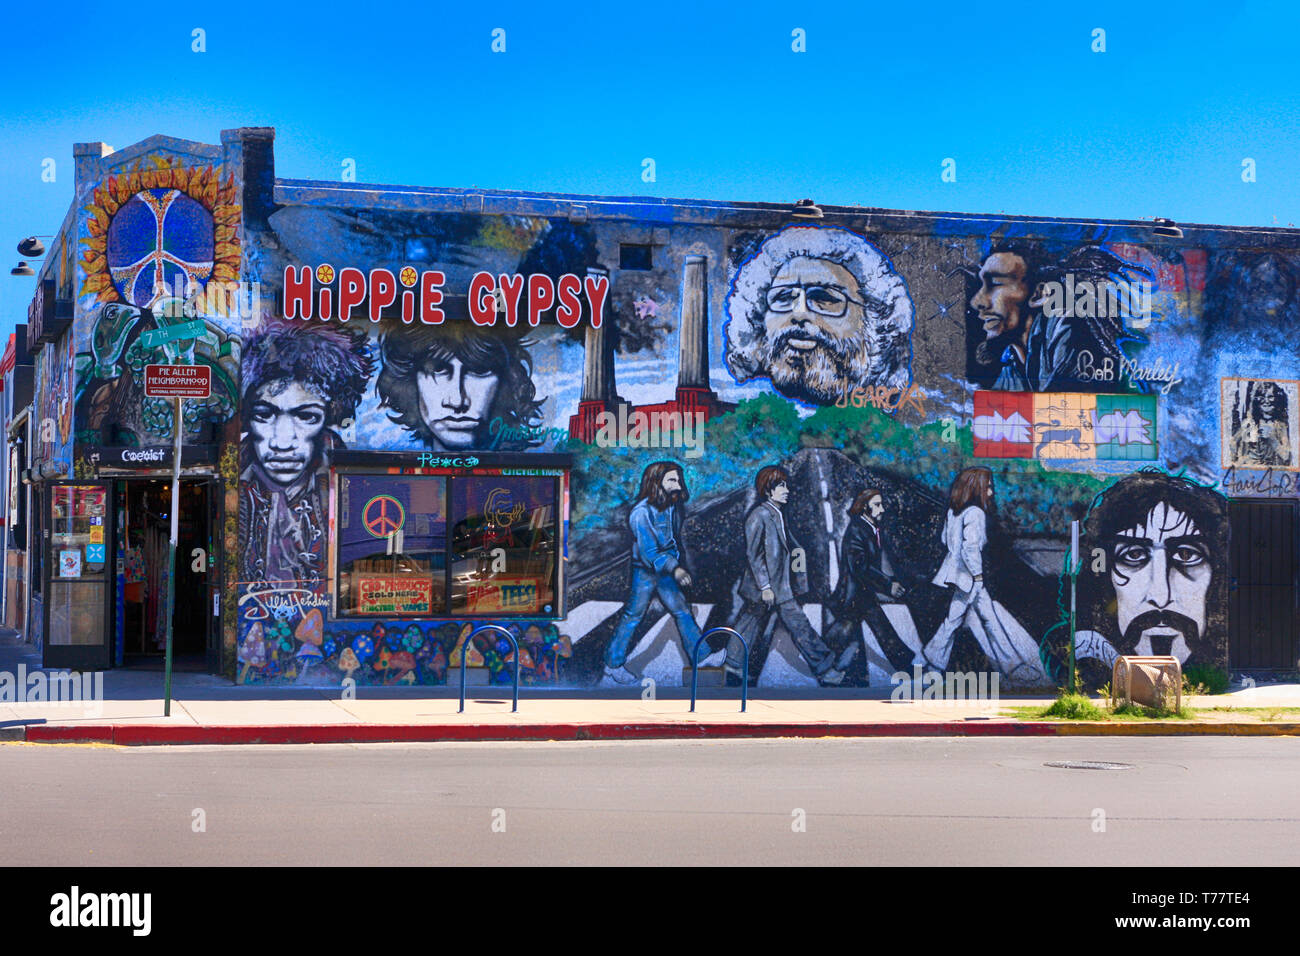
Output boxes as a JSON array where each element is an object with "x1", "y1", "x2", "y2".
[{"x1": 632, "y1": 296, "x2": 659, "y2": 321}]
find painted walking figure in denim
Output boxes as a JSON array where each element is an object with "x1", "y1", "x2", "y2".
[{"x1": 601, "y1": 461, "x2": 703, "y2": 685}]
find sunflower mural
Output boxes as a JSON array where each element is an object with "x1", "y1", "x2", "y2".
[
  {"x1": 74, "y1": 157, "x2": 242, "y2": 447},
  {"x1": 79, "y1": 157, "x2": 240, "y2": 308}
]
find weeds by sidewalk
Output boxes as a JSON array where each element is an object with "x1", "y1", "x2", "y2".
[{"x1": 1011, "y1": 693, "x2": 1193, "y2": 722}]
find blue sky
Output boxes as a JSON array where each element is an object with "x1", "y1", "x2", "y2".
[{"x1": 1, "y1": 0, "x2": 1297, "y2": 344}]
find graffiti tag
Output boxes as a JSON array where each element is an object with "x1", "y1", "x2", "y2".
[
  {"x1": 834, "y1": 383, "x2": 926, "y2": 414},
  {"x1": 1221, "y1": 467, "x2": 1300, "y2": 498},
  {"x1": 239, "y1": 587, "x2": 330, "y2": 622}
]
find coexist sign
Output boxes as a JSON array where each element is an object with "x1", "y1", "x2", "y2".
[{"x1": 144, "y1": 364, "x2": 212, "y2": 398}]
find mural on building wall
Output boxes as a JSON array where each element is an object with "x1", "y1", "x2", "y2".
[
  {"x1": 1221, "y1": 378, "x2": 1296, "y2": 470},
  {"x1": 239, "y1": 322, "x2": 373, "y2": 589},
  {"x1": 375, "y1": 323, "x2": 544, "y2": 453},
  {"x1": 79, "y1": 159, "x2": 241, "y2": 307},
  {"x1": 974, "y1": 391, "x2": 1158, "y2": 461},
  {"x1": 1198, "y1": 251, "x2": 1300, "y2": 496},
  {"x1": 223, "y1": 194, "x2": 1254, "y2": 690},
  {"x1": 74, "y1": 299, "x2": 241, "y2": 446},
  {"x1": 1056, "y1": 469, "x2": 1229, "y2": 685},
  {"x1": 73, "y1": 158, "x2": 244, "y2": 448},
  {"x1": 724, "y1": 226, "x2": 914, "y2": 405},
  {"x1": 962, "y1": 242, "x2": 1156, "y2": 392}
]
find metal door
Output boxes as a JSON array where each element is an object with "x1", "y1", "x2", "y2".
[{"x1": 1229, "y1": 499, "x2": 1299, "y2": 670}]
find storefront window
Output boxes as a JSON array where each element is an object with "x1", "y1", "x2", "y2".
[
  {"x1": 337, "y1": 475, "x2": 448, "y2": 616},
  {"x1": 335, "y1": 472, "x2": 560, "y2": 619},
  {"x1": 449, "y1": 476, "x2": 559, "y2": 616}
]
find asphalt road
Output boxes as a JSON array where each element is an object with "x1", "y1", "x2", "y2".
[{"x1": 1, "y1": 737, "x2": 1297, "y2": 866}]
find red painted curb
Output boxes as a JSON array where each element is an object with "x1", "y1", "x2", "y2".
[
  {"x1": 21, "y1": 721, "x2": 1064, "y2": 745},
  {"x1": 25, "y1": 725, "x2": 115, "y2": 744}
]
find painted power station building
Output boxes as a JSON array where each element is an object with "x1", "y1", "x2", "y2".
[{"x1": 21, "y1": 127, "x2": 1300, "y2": 689}]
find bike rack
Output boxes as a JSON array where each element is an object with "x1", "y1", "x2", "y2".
[
  {"x1": 689, "y1": 626, "x2": 748, "y2": 713},
  {"x1": 458, "y1": 624, "x2": 521, "y2": 713}
]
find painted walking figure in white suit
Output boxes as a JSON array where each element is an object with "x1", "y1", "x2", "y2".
[{"x1": 922, "y1": 467, "x2": 1050, "y2": 686}]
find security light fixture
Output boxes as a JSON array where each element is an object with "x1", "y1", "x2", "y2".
[
  {"x1": 17, "y1": 237, "x2": 46, "y2": 258},
  {"x1": 9, "y1": 262, "x2": 34, "y2": 276},
  {"x1": 791, "y1": 198, "x2": 823, "y2": 219},
  {"x1": 1151, "y1": 218, "x2": 1183, "y2": 239}
]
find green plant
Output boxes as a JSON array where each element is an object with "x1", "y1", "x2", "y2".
[
  {"x1": 1039, "y1": 693, "x2": 1107, "y2": 720},
  {"x1": 1112, "y1": 701, "x2": 1190, "y2": 720},
  {"x1": 1182, "y1": 664, "x2": 1230, "y2": 696}
]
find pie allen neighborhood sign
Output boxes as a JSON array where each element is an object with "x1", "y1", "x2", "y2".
[{"x1": 144, "y1": 364, "x2": 212, "y2": 398}]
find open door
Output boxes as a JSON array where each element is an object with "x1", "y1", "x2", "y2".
[
  {"x1": 43, "y1": 481, "x2": 114, "y2": 671},
  {"x1": 202, "y1": 478, "x2": 223, "y2": 675}
]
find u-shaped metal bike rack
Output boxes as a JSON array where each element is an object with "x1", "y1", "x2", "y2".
[
  {"x1": 689, "y1": 626, "x2": 748, "y2": 713},
  {"x1": 458, "y1": 624, "x2": 521, "y2": 713}
]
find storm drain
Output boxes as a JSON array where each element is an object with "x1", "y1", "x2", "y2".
[{"x1": 1044, "y1": 760, "x2": 1134, "y2": 771}]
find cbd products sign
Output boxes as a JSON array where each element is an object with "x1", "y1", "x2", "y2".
[{"x1": 356, "y1": 575, "x2": 434, "y2": 614}]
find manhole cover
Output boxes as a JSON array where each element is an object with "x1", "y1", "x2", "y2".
[{"x1": 1044, "y1": 760, "x2": 1134, "y2": 771}]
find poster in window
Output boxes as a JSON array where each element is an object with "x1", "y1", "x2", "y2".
[
  {"x1": 59, "y1": 549, "x2": 82, "y2": 578},
  {"x1": 463, "y1": 576, "x2": 543, "y2": 614},
  {"x1": 356, "y1": 575, "x2": 435, "y2": 614}
]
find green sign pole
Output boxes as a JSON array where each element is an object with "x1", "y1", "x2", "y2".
[
  {"x1": 163, "y1": 395, "x2": 182, "y2": 717},
  {"x1": 1068, "y1": 520, "x2": 1079, "y2": 695}
]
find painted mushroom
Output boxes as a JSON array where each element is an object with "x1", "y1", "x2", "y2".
[
  {"x1": 388, "y1": 650, "x2": 417, "y2": 683},
  {"x1": 295, "y1": 608, "x2": 324, "y2": 646},
  {"x1": 337, "y1": 646, "x2": 361, "y2": 681},
  {"x1": 296, "y1": 640, "x2": 323, "y2": 678},
  {"x1": 238, "y1": 623, "x2": 268, "y2": 684}
]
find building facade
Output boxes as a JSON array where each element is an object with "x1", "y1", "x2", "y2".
[
  {"x1": 21, "y1": 127, "x2": 1300, "y2": 688},
  {"x1": 2, "y1": 325, "x2": 34, "y2": 633}
]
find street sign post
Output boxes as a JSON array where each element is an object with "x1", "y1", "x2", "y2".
[
  {"x1": 1068, "y1": 520, "x2": 1080, "y2": 694},
  {"x1": 144, "y1": 365, "x2": 212, "y2": 716}
]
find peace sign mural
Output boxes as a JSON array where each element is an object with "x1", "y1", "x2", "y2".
[{"x1": 363, "y1": 495, "x2": 405, "y2": 538}]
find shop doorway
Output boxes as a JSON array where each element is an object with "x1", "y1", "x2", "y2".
[{"x1": 117, "y1": 478, "x2": 212, "y2": 670}]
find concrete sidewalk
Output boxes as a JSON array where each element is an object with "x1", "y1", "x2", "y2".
[{"x1": 2, "y1": 638, "x2": 1298, "y2": 745}]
